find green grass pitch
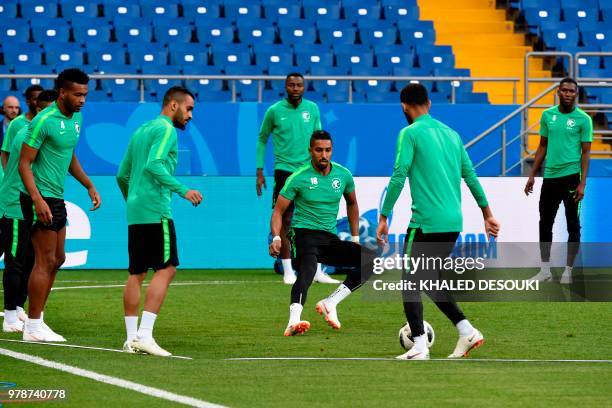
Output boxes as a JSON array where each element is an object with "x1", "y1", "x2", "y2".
[{"x1": 1, "y1": 269, "x2": 611, "y2": 407}]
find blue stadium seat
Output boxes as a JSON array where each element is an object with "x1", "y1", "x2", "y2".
[
  {"x1": 319, "y1": 27, "x2": 357, "y2": 45},
  {"x1": 87, "y1": 89, "x2": 112, "y2": 102},
  {"x1": 279, "y1": 26, "x2": 317, "y2": 45},
  {"x1": 577, "y1": 20, "x2": 605, "y2": 33},
  {"x1": 263, "y1": 4, "x2": 301, "y2": 20},
  {"x1": 295, "y1": 46, "x2": 334, "y2": 70},
  {"x1": 344, "y1": 5, "x2": 382, "y2": 22},
  {"x1": 352, "y1": 76, "x2": 393, "y2": 94},
  {"x1": 581, "y1": 30, "x2": 611, "y2": 49},
  {"x1": 224, "y1": 4, "x2": 262, "y2": 21},
  {"x1": 104, "y1": 3, "x2": 140, "y2": 19},
  {"x1": 87, "y1": 44, "x2": 127, "y2": 70},
  {"x1": 141, "y1": 1, "x2": 180, "y2": 19},
  {"x1": 31, "y1": 21, "x2": 71, "y2": 43},
  {"x1": 45, "y1": 47, "x2": 85, "y2": 67},
  {"x1": 3, "y1": 45, "x2": 43, "y2": 70},
  {"x1": 254, "y1": 46, "x2": 293, "y2": 69},
  {"x1": 143, "y1": 66, "x2": 183, "y2": 97},
  {"x1": 128, "y1": 47, "x2": 168, "y2": 69},
  {"x1": 21, "y1": 2, "x2": 59, "y2": 19},
  {"x1": 110, "y1": 87, "x2": 141, "y2": 102},
  {"x1": 376, "y1": 50, "x2": 415, "y2": 70},
  {"x1": 183, "y1": 1, "x2": 222, "y2": 23},
  {"x1": 522, "y1": 7, "x2": 561, "y2": 34},
  {"x1": 0, "y1": 23, "x2": 29, "y2": 44},
  {"x1": 303, "y1": 4, "x2": 341, "y2": 20},
  {"x1": 562, "y1": 8, "x2": 599, "y2": 24},
  {"x1": 235, "y1": 79, "x2": 260, "y2": 102},
  {"x1": 417, "y1": 49, "x2": 455, "y2": 71},
  {"x1": 560, "y1": 0, "x2": 598, "y2": 8},
  {"x1": 115, "y1": 24, "x2": 153, "y2": 44},
  {"x1": 0, "y1": 2, "x2": 19, "y2": 19},
  {"x1": 15, "y1": 77, "x2": 54, "y2": 92},
  {"x1": 335, "y1": 51, "x2": 375, "y2": 69},
  {"x1": 61, "y1": 1, "x2": 99, "y2": 19},
  {"x1": 154, "y1": 23, "x2": 194, "y2": 45},
  {"x1": 398, "y1": 23, "x2": 436, "y2": 47},
  {"x1": 311, "y1": 79, "x2": 349, "y2": 101},
  {"x1": 236, "y1": 24, "x2": 277, "y2": 45},
  {"x1": 196, "y1": 26, "x2": 236, "y2": 45},
  {"x1": 210, "y1": 46, "x2": 252, "y2": 67},
  {"x1": 542, "y1": 27, "x2": 580, "y2": 49},
  {"x1": 170, "y1": 45, "x2": 209, "y2": 68},
  {"x1": 350, "y1": 65, "x2": 391, "y2": 76},
  {"x1": 262, "y1": 89, "x2": 285, "y2": 102},
  {"x1": 602, "y1": 7, "x2": 612, "y2": 24},
  {"x1": 72, "y1": 19, "x2": 113, "y2": 45},
  {"x1": 383, "y1": 4, "x2": 419, "y2": 23},
  {"x1": 576, "y1": 55, "x2": 602, "y2": 71},
  {"x1": 309, "y1": 65, "x2": 349, "y2": 76},
  {"x1": 359, "y1": 27, "x2": 398, "y2": 47},
  {"x1": 521, "y1": 0, "x2": 560, "y2": 8},
  {"x1": 184, "y1": 65, "x2": 225, "y2": 94}
]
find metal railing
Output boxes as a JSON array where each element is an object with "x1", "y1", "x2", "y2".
[{"x1": 0, "y1": 73, "x2": 520, "y2": 104}]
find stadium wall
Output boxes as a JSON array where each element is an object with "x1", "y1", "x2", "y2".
[
  {"x1": 0, "y1": 176, "x2": 609, "y2": 270},
  {"x1": 76, "y1": 102, "x2": 521, "y2": 177}
]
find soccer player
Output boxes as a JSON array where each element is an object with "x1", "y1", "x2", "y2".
[
  {"x1": 19, "y1": 69, "x2": 101, "y2": 342},
  {"x1": 1, "y1": 89, "x2": 56, "y2": 333},
  {"x1": 525, "y1": 78, "x2": 592, "y2": 284},
  {"x1": 1, "y1": 85, "x2": 43, "y2": 169},
  {"x1": 257, "y1": 72, "x2": 338, "y2": 285},
  {"x1": 117, "y1": 86, "x2": 203, "y2": 357},
  {"x1": 269, "y1": 130, "x2": 375, "y2": 336},
  {"x1": 376, "y1": 84, "x2": 500, "y2": 360}
]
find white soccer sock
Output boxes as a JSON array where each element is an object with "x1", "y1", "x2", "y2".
[
  {"x1": 564, "y1": 266, "x2": 573, "y2": 273},
  {"x1": 4, "y1": 310, "x2": 17, "y2": 324},
  {"x1": 137, "y1": 311, "x2": 157, "y2": 340},
  {"x1": 326, "y1": 284, "x2": 352, "y2": 307},
  {"x1": 282, "y1": 259, "x2": 294, "y2": 277},
  {"x1": 26, "y1": 318, "x2": 42, "y2": 333},
  {"x1": 125, "y1": 316, "x2": 138, "y2": 342},
  {"x1": 541, "y1": 261, "x2": 551, "y2": 271},
  {"x1": 413, "y1": 334, "x2": 428, "y2": 352},
  {"x1": 288, "y1": 303, "x2": 303, "y2": 326},
  {"x1": 16, "y1": 306, "x2": 25, "y2": 315},
  {"x1": 456, "y1": 319, "x2": 475, "y2": 337}
]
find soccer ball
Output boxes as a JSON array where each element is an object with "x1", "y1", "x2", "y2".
[
  {"x1": 338, "y1": 231, "x2": 351, "y2": 242},
  {"x1": 358, "y1": 217, "x2": 370, "y2": 238},
  {"x1": 398, "y1": 321, "x2": 435, "y2": 350}
]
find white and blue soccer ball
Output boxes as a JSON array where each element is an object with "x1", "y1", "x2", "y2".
[
  {"x1": 338, "y1": 231, "x2": 351, "y2": 242},
  {"x1": 398, "y1": 321, "x2": 435, "y2": 350},
  {"x1": 358, "y1": 217, "x2": 370, "y2": 238}
]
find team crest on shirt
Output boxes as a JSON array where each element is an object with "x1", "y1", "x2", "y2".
[
  {"x1": 331, "y1": 178, "x2": 342, "y2": 191},
  {"x1": 60, "y1": 120, "x2": 65, "y2": 129},
  {"x1": 566, "y1": 119, "x2": 576, "y2": 128},
  {"x1": 552, "y1": 114, "x2": 557, "y2": 122},
  {"x1": 75, "y1": 122, "x2": 80, "y2": 134},
  {"x1": 302, "y1": 111, "x2": 311, "y2": 123}
]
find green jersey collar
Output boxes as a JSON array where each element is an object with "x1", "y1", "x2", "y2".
[
  {"x1": 414, "y1": 113, "x2": 432, "y2": 123},
  {"x1": 158, "y1": 115, "x2": 173, "y2": 125}
]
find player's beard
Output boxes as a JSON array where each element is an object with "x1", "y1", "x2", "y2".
[{"x1": 404, "y1": 111, "x2": 414, "y2": 125}]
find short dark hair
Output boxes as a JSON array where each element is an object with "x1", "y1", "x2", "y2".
[
  {"x1": 559, "y1": 77, "x2": 578, "y2": 88},
  {"x1": 25, "y1": 84, "x2": 44, "y2": 100},
  {"x1": 162, "y1": 86, "x2": 195, "y2": 106},
  {"x1": 285, "y1": 72, "x2": 304, "y2": 82},
  {"x1": 37, "y1": 89, "x2": 58, "y2": 104},
  {"x1": 310, "y1": 130, "x2": 332, "y2": 146},
  {"x1": 56, "y1": 68, "x2": 90, "y2": 90},
  {"x1": 400, "y1": 83, "x2": 429, "y2": 106}
]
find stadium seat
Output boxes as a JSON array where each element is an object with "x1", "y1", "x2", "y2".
[
  {"x1": 521, "y1": 0, "x2": 560, "y2": 9},
  {"x1": 253, "y1": 47, "x2": 294, "y2": 70},
  {"x1": 263, "y1": 4, "x2": 301, "y2": 20},
  {"x1": 581, "y1": 30, "x2": 611, "y2": 50},
  {"x1": 303, "y1": 4, "x2": 341, "y2": 20},
  {"x1": 359, "y1": 27, "x2": 398, "y2": 47},
  {"x1": 522, "y1": 7, "x2": 562, "y2": 34},
  {"x1": 559, "y1": 0, "x2": 598, "y2": 9},
  {"x1": 61, "y1": 1, "x2": 99, "y2": 19},
  {"x1": 87, "y1": 44, "x2": 127, "y2": 70},
  {"x1": 295, "y1": 47, "x2": 334, "y2": 70},
  {"x1": 170, "y1": 45, "x2": 209, "y2": 69},
  {"x1": 3, "y1": 45, "x2": 43, "y2": 70},
  {"x1": 45, "y1": 46, "x2": 86, "y2": 67},
  {"x1": 0, "y1": 2, "x2": 19, "y2": 19},
  {"x1": 30, "y1": 21, "x2": 71, "y2": 43},
  {"x1": 602, "y1": 7, "x2": 612, "y2": 25},
  {"x1": 576, "y1": 54, "x2": 602, "y2": 70},
  {"x1": 417, "y1": 49, "x2": 455, "y2": 71},
  {"x1": 184, "y1": 2, "x2": 223, "y2": 23},
  {"x1": 87, "y1": 89, "x2": 112, "y2": 102},
  {"x1": 141, "y1": 2, "x2": 180, "y2": 19},
  {"x1": 262, "y1": 89, "x2": 285, "y2": 102},
  {"x1": 21, "y1": 2, "x2": 59, "y2": 19},
  {"x1": 375, "y1": 50, "x2": 416, "y2": 70},
  {"x1": 235, "y1": 79, "x2": 260, "y2": 102},
  {"x1": 128, "y1": 47, "x2": 168, "y2": 69},
  {"x1": 398, "y1": 23, "x2": 436, "y2": 47},
  {"x1": 313, "y1": 79, "x2": 349, "y2": 102},
  {"x1": 184, "y1": 65, "x2": 225, "y2": 95},
  {"x1": 344, "y1": 5, "x2": 382, "y2": 22},
  {"x1": 236, "y1": 24, "x2": 277, "y2": 45},
  {"x1": 115, "y1": 24, "x2": 153, "y2": 44},
  {"x1": 224, "y1": 4, "x2": 262, "y2": 21},
  {"x1": 319, "y1": 28, "x2": 357, "y2": 46},
  {"x1": 542, "y1": 27, "x2": 580, "y2": 49},
  {"x1": 72, "y1": 20, "x2": 113, "y2": 45},
  {"x1": 279, "y1": 26, "x2": 318, "y2": 45},
  {"x1": 210, "y1": 46, "x2": 252, "y2": 68},
  {"x1": 335, "y1": 51, "x2": 375, "y2": 69},
  {"x1": 0, "y1": 24, "x2": 30, "y2": 44},
  {"x1": 15, "y1": 77, "x2": 54, "y2": 92},
  {"x1": 110, "y1": 87, "x2": 141, "y2": 102},
  {"x1": 143, "y1": 66, "x2": 183, "y2": 97},
  {"x1": 104, "y1": 3, "x2": 140, "y2": 19},
  {"x1": 154, "y1": 23, "x2": 194, "y2": 45},
  {"x1": 383, "y1": 4, "x2": 419, "y2": 23},
  {"x1": 352, "y1": 76, "x2": 393, "y2": 94},
  {"x1": 196, "y1": 26, "x2": 236, "y2": 45},
  {"x1": 562, "y1": 8, "x2": 599, "y2": 24}
]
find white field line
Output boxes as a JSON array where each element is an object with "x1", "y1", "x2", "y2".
[
  {"x1": 0, "y1": 347, "x2": 224, "y2": 407},
  {"x1": 226, "y1": 357, "x2": 612, "y2": 363},
  {"x1": 0, "y1": 338, "x2": 193, "y2": 360}
]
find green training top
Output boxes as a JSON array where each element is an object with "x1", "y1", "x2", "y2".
[
  {"x1": 1, "y1": 113, "x2": 30, "y2": 153},
  {"x1": 116, "y1": 115, "x2": 189, "y2": 226},
  {"x1": 540, "y1": 106, "x2": 593, "y2": 179},
  {"x1": 257, "y1": 98, "x2": 322, "y2": 172},
  {"x1": 280, "y1": 161, "x2": 355, "y2": 234},
  {"x1": 21, "y1": 102, "x2": 82, "y2": 199},
  {"x1": 0, "y1": 127, "x2": 28, "y2": 219},
  {"x1": 381, "y1": 114, "x2": 488, "y2": 234}
]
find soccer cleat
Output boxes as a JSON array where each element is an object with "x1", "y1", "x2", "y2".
[
  {"x1": 528, "y1": 268, "x2": 552, "y2": 282},
  {"x1": 315, "y1": 300, "x2": 341, "y2": 330},
  {"x1": 283, "y1": 321, "x2": 310, "y2": 336},
  {"x1": 560, "y1": 269, "x2": 572, "y2": 284},
  {"x1": 313, "y1": 270, "x2": 340, "y2": 284},
  {"x1": 16, "y1": 309, "x2": 28, "y2": 323},
  {"x1": 3, "y1": 320, "x2": 24, "y2": 333},
  {"x1": 41, "y1": 322, "x2": 67, "y2": 342},
  {"x1": 123, "y1": 340, "x2": 140, "y2": 354},
  {"x1": 130, "y1": 337, "x2": 172, "y2": 357},
  {"x1": 283, "y1": 273, "x2": 297, "y2": 285},
  {"x1": 22, "y1": 327, "x2": 60, "y2": 342},
  {"x1": 448, "y1": 329, "x2": 484, "y2": 358},
  {"x1": 396, "y1": 346, "x2": 430, "y2": 360}
]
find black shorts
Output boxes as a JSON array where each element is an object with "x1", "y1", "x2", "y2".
[
  {"x1": 20, "y1": 192, "x2": 67, "y2": 232},
  {"x1": 128, "y1": 219, "x2": 179, "y2": 274},
  {"x1": 0, "y1": 217, "x2": 34, "y2": 275},
  {"x1": 272, "y1": 169, "x2": 295, "y2": 211},
  {"x1": 289, "y1": 227, "x2": 362, "y2": 268}
]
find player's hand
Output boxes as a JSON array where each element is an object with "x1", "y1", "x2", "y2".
[
  {"x1": 524, "y1": 176, "x2": 535, "y2": 196},
  {"x1": 574, "y1": 183, "x2": 585, "y2": 202},
  {"x1": 269, "y1": 240, "x2": 281, "y2": 257},
  {"x1": 376, "y1": 218, "x2": 389, "y2": 244},
  {"x1": 184, "y1": 190, "x2": 203, "y2": 206},
  {"x1": 88, "y1": 186, "x2": 101, "y2": 211},
  {"x1": 256, "y1": 171, "x2": 266, "y2": 197},
  {"x1": 484, "y1": 216, "x2": 500, "y2": 240},
  {"x1": 34, "y1": 197, "x2": 53, "y2": 225}
]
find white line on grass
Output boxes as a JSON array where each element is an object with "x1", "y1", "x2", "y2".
[
  {"x1": 0, "y1": 347, "x2": 223, "y2": 408},
  {"x1": 0, "y1": 339, "x2": 193, "y2": 360},
  {"x1": 0, "y1": 281, "x2": 282, "y2": 293},
  {"x1": 227, "y1": 357, "x2": 612, "y2": 363}
]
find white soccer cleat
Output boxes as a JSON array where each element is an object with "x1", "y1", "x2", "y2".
[
  {"x1": 283, "y1": 321, "x2": 310, "y2": 336},
  {"x1": 448, "y1": 329, "x2": 485, "y2": 358},
  {"x1": 313, "y1": 270, "x2": 340, "y2": 284},
  {"x1": 560, "y1": 269, "x2": 573, "y2": 284},
  {"x1": 3, "y1": 320, "x2": 24, "y2": 333},
  {"x1": 41, "y1": 322, "x2": 66, "y2": 342},
  {"x1": 130, "y1": 337, "x2": 172, "y2": 357},
  {"x1": 528, "y1": 268, "x2": 553, "y2": 282},
  {"x1": 315, "y1": 300, "x2": 341, "y2": 330},
  {"x1": 396, "y1": 346, "x2": 430, "y2": 360},
  {"x1": 283, "y1": 273, "x2": 297, "y2": 285},
  {"x1": 22, "y1": 328, "x2": 58, "y2": 342},
  {"x1": 123, "y1": 340, "x2": 140, "y2": 354}
]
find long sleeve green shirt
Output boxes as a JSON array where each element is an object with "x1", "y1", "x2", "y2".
[{"x1": 381, "y1": 114, "x2": 488, "y2": 233}]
